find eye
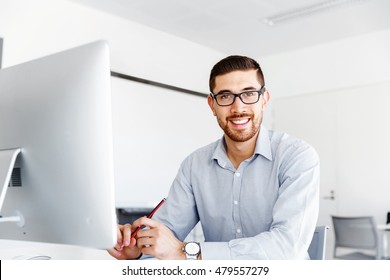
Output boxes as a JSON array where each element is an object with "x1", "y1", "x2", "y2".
[
  {"x1": 243, "y1": 91, "x2": 256, "y2": 97},
  {"x1": 219, "y1": 93, "x2": 233, "y2": 100}
]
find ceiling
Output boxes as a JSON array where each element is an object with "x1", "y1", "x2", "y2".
[{"x1": 68, "y1": 0, "x2": 390, "y2": 58}]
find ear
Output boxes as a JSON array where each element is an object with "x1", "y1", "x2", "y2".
[
  {"x1": 261, "y1": 89, "x2": 270, "y2": 109},
  {"x1": 208, "y1": 95, "x2": 216, "y2": 116}
]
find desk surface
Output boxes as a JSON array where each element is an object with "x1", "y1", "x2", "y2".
[
  {"x1": 0, "y1": 239, "x2": 115, "y2": 260},
  {"x1": 3, "y1": 225, "x2": 389, "y2": 259}
]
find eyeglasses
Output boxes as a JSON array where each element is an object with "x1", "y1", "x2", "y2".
[{"x1": 210, "y1": 86, "x2": 265, "y2": 106}]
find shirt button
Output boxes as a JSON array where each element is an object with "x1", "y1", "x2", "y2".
[
  {"x1": 235, "y1": 172, "x2": 241, "y2": 177},
  {"x1": 234, "y1": 200, "x2": 238, "y2": 205},
  {"x1": 237, "y1": 229, "x2": 241, "y2": 233}
]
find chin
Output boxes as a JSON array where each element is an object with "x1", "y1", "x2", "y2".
[{"x1": 225, "y1": 129, "x2": 259, "y2": 142}]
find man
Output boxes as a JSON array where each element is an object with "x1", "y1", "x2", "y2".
[{"x1": 108, "y1": 55, "x2": 319, "y2": 260}]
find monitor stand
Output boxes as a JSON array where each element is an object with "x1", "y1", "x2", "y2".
[{"x1": 0, "y1": 148, "x2": 24, "y2": 225}]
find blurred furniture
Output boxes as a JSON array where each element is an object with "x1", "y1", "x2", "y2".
[
  {"x1": 332, "y1": 216, "x2": 382, "y2": 260},
  {"x1": 308, "y1": 225, "x2": 329, "y2": 260},
  {"x1": 377, "y1": 222, "x2": 390, "y2": 259},
  {"x1": 116, "y1": 208, "x2": 152, "y2": 225}
]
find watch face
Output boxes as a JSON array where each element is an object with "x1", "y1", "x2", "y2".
[{"x1": 185, "y1": 242, "x2": 200, "y2": 255}]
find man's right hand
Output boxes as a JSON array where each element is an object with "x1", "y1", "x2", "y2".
[{"x1": 107, "y1": 224, "x2": 142, "y2": 260}]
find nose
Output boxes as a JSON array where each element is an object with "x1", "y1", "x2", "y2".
[{"x1": 230, "y1": 95, "x2": 247, "y2": 114}]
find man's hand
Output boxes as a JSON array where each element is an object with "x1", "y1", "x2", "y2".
[
  {"x1": 107, "y1": 224, "x2": 142, "y2": 260},
  {"x1": 133, "y1": 217, "x2": 186, "y2": 260}
]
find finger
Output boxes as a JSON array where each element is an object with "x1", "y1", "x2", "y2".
[
  {"x1": 122, "y1": 224, "x2": 132, "y2": 246},
  {"x1": 132, "y1": 217, "x2": 161, "y2": 229},
  {"x1": 130, "y1": 235, "x2": 137, "y2": 246},
  {"x1": 136, "y1": 235, "x2": 160, "y2": 258},
  {"x1": 140, "y1": 245, "x2": 154, "y2": 257},
  {"x1": 137, "y1": 238, "x2": 155, "y2": 256},
  {"x1": 115, "y1": 224, "x2": 125, "y2": 249},
  {"x1": 107, "y1": 247, "x2": 123, "y2": 259},
  {"x1": 136, "y1": 236, "x2": 154, "y2": 247},
  {"x1": 135, "y1": 226, "x2": 154, "y2": 239}
]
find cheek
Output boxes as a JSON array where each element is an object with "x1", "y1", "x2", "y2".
[
  {"x1": 254, "y1": 110, "x2": 264, "y2": 125},
  {"x1": 214, "y1": 108, "x2": 228, "y2": 118}
]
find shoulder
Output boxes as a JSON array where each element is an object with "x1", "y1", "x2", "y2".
[
  {"x1": 176, "y1": 138, "x2": 222, "y2": 171},
  {"x1": 175, "y1": 138, "x2": 221, "y2": 180},
  {"x1": 182, "y1": 138, "x2": 221, "y2": 164},
  {"x1": 268, "y1": 129, "x2": 319, "y2": 166}
]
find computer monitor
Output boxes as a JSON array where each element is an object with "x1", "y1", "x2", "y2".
[{"x1": 0, "y1": 41, "x2": 117, "y2": 249}]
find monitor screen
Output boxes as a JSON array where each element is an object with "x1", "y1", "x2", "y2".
[{"x1": 0, "y1": 41, "x2": 117, "y2": 249}]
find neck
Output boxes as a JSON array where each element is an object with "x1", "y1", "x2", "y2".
[{"x1": 225, "y1": 131, "x2": 259, "y2": 169}]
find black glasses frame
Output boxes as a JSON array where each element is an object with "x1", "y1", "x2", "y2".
[{"x1": 210, "y1": 86, "x2": 265, "y2": 106}]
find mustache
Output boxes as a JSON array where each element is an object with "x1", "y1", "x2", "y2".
[{"x1": 226, "y1": 113, "x2": 253, "y2": 121}]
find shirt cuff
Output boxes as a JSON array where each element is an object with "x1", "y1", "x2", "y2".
[{"x1": 200, "y1": 242, "x2": 231, "y2": 260}]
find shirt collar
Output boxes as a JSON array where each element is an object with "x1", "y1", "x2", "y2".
[
  {"x1": 254, "y1": 125, "x2": 273, "y2": 161},
  {"x1": 212, "y1": 125, "x2": 273, "y2": 165},
  {"x1": 212, "y1": 136, "x2": 229, "y2": 168}
]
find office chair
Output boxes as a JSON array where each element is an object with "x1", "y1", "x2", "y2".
[
  {"x1": 308, "y1": 225, "x2": 329, "y2": 260},
  {"x1": 332, "y1": 216, "x2": 381, "y2": 260}
]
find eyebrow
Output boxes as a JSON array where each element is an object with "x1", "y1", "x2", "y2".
[{"x1": 215, "y1": 86, "x2": 258, "y2": 95}]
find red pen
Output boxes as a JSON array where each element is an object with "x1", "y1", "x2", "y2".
[{"x1": 130, "y1": 198, "x2": 166, "y2": 238}]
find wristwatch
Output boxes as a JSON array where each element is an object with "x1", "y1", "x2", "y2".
[{"x1": 183, "y1": 242, "x2": 201, "y2": 260}]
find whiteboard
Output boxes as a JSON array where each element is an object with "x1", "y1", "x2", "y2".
[{"x1": 111, "y1": 76, "x2": 221, "y2": 208}]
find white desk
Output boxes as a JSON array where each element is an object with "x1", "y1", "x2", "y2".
[{"x1": 0, "y1": 239, "x2": 115, "y2": 260}]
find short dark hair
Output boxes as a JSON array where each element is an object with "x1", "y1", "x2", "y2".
[{"x1": 209, "y1": 55, "x2": 265, "y2": 92}]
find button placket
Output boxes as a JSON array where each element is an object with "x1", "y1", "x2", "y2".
[{"x1": 232, "y1": 169, "x2": 243, "y2": 238}]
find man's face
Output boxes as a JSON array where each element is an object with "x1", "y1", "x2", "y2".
[{"x1": 208, "y1": 69, "x2": 269, "y2": 143}]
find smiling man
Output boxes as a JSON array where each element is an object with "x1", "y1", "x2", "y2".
[{"x1": 108, "y1": 55, "x2": 320, "y2": 260}]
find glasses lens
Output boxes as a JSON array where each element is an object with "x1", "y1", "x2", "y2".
[
  {"x1": 216, "y1": 93, "x2": 234, "y2": 106},
  {"x1": 241, "y1": 91, "x2": 260, "y2": 104}
]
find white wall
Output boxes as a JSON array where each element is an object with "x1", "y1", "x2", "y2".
[
  {"x1": 0, "y1": 0, "x2": 223, "y2": 93},
  {"x1": 260, "y1": 28, "x2": 390, "y2": 99},
  {"x1": 0, "y1": 37, "x2": 3, "y2": 67},
  {"x1": 111, "y1": 77, "x2": 221, "y2": 208}
]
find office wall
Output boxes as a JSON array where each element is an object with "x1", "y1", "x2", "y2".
[
  {"x1": 0, "y1": 0, "x2": 224, "y2": 208},
  {"x1": 111, "y1": 77, "x2": 221, "y2": 208},
  {"x1": 260, "y1": 28, "x2": 390, "y2": 99},
  {"x1": 0, "y1": 37, "x2": 3, "y2": 68},
  {"x1": 0, "y1": 0, "x2": 222, "y2": 93},
  {"x1": 273, "y1": 81, "x2": 390, "y2": 221}
]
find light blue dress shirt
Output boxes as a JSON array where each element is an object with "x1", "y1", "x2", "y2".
[{"x1": 154, "y1": 125, "x2": 320, "y2": 259}]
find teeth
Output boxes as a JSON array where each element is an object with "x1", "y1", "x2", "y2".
[{"x1": 231, "y1": 119, "x2": 249, "y2": 124}]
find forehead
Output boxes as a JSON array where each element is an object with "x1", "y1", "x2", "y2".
[{"x1": 213, "y1": 69, "x2": 261, "y2": 93}]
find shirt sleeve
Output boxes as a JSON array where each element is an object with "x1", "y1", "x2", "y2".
[
  {"x1": 201, "y1": 143, "x2": 320, "y2": 260},
  {"x1": 153, "y1": 156, "x2": 200, "y2": 241}
]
